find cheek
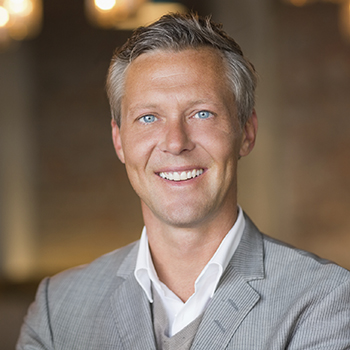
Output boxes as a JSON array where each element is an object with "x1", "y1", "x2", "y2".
[
  {"x1": 201, "y1": 128, "x2": 240, "y2": 163},
  {"x1": 121, "y1": 130, "x2": 157, "y2": 170}
]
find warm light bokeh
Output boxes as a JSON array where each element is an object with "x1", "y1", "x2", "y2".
[
  {"x1": 94, "y1": 0, "x2": 116, "y2": 11},
  {"x1": 4, "y1": 0, "x2": 33, "y2": 16},
  {"x1": 0, "y1": 0, "x2": 42, "y2": 43},
  {"x1": 0, "y1": 6, "x2": 10, "y2": 26},
  {"x1": 340, "y1": 0, "x2": 350, "y2": 39}
]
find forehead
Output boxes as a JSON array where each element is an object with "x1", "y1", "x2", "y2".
[{"x1": 122, "y1": 47, "x2": 232, "y2": 100}]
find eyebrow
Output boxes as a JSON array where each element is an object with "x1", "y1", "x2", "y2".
[
  {"x1": 125, "y1": 104, "x2": 159, "y2": 115},
  {"x1": 127, "y1": 99, "x2": 223, "y2": 113}
]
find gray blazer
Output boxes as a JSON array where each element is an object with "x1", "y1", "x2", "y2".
[{"x1": 17, "y1": 215, "x2": 350, "y2": 349}]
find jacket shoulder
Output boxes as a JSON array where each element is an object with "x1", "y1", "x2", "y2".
[
  {"x1": 48, "y1": 241, "x2": 139, "y2": 299},
  {"x1": 17, "y1": 241, "x2": 140, "y2": 349},
  {"x1": 261, "y1": 233, "x2": 350, "y2": 288}
]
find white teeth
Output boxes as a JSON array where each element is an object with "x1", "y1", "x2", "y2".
[{"x1": 159, "y1": 169, "x2": 204, "y2": 182}]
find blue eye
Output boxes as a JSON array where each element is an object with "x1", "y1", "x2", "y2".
[
  {"x1": 140, "y1": 115, "x2": 157, "y2": 124},
  {"x1": 195, "y1": 111, "x2": 211, "y2": 119}
]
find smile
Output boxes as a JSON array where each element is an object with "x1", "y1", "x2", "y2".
[{"x1": 159, "y1": 169, "x2": 204, "y2": 181}]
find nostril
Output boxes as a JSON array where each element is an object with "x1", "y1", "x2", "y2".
[{"x1": 160, "y1": 124, "x2": 195, "y2": 155}]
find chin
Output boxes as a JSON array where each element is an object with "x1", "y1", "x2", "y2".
[{"x1": 157, "y1": 205, "x2": 214, "y2": 229}]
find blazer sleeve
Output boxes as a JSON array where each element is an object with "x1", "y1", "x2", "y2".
[
  {"x1": 16, "y1": 278, "x2": 54, "y2": 350},
  {"x1": 288, "y1": 278, "x2": 350, "y2": 350}
]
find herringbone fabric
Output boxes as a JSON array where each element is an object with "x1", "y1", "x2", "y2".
[{"x1": 17, "y1": 214, "x2": 350, "y2": 349}]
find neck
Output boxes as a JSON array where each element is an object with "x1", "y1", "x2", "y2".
[{"x1": 143, "y1": 204, "x2": 238, "y2": 302}]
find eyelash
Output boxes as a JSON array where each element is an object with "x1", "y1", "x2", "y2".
[
  {"x1": 139, "y1": 115, "x2": 157, "y2": 124},
  {"x1": 138, "y1": 110, "x2": 213, "y2": 124},
  {"x1": 194, "y1": 110, "x2": 213, "y2": 119}
]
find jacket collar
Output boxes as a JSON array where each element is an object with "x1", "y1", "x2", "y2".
[
  {"x1": 111, "y1": 242, "x2": 157, "y2": 349},
  {"x1": 111, "y1": 213, "x2": 265, "y2": 349},
  {"x1": 191, "y1": 213, "x2": 265, "y2": 349}
]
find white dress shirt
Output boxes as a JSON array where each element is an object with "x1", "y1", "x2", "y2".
[{"x1": 134, "y1": 206, "x2": 245, "y2": 337}]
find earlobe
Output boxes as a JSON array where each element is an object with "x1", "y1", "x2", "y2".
[
  {"x1": 239, "y1": 110, "x2": 258, "y2": 158},
  {"x1": 111, "y1": 120, "x2": 125, "y2": 164}
]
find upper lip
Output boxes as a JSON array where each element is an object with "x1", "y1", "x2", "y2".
[{"x1": 155, "y1": 166, "x2": 205, "y2": 173}]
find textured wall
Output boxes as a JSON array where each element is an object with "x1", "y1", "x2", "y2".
[
  {"x1": 33, "y1": 1, "x2": 144, "y2": 274},
  {"x1": 277, "y1": 2, "x2": 350, "y2": 269}
]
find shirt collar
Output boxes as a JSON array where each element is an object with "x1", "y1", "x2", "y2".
[{"x1": 134, "y1": 206, "x2": 245, "y2": 302}]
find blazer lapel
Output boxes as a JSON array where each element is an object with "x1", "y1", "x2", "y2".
[
  {"x1": 110, "y1": 243, "x2": 156, "y2": 350},
  {"x1": 191, "y1": 214, "x2": 265, "y2": 349}
]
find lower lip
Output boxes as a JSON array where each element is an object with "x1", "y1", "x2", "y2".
[{"x1": 157, "y1": 171, "x2": 205, "y2": 184}]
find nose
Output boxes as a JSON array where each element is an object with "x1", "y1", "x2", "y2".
[{"x1": 159, "y1": 119, "x2": 195, "y2": 155}]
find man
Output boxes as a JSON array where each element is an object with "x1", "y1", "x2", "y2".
[{"x1": 17, "y1": 13, "x2": 350, "y2": 350}]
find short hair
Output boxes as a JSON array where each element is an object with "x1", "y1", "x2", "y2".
[{"x1": 106, "y1": 12, "x2": 257, "y2": 127}]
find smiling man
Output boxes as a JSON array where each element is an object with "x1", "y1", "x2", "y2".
[{"x1": 17, "y1": 13, "x2": 350, "y2": 350}]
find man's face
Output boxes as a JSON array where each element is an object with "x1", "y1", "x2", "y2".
[{"x1": 112, "y1": 48, "x2": 256, "y2": 229}]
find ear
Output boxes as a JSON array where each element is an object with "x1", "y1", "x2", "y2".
[
  {"x1": 239, "y1": 109, "x2": 258, "y2": 158},
  {"x1": 111, "y1": 120, "x2": 125, "y2": 164}
]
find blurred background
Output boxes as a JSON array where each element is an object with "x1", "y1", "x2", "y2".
[{"x1": 1, "y1": 0, "x2": 350, "y2": 348}]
